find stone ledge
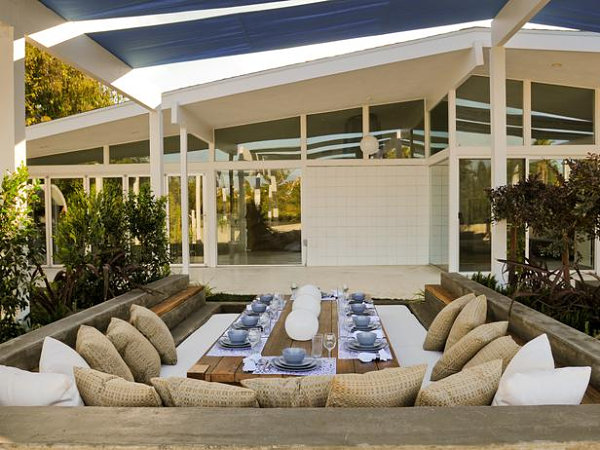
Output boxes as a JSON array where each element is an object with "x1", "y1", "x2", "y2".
[
  {"x1": 441, "y1": 272, "x2": 600, "y2": 389},
  {"x1": 0, "y1": 405, "x2": 598, "y2": 448},
  {"x1": 0, "y1": 275, "x2": 189, "y2": 370}
]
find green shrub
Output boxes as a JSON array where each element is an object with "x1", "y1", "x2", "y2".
[{"x1": 0, "y1": 167, "x2": 40, "y2": 343}]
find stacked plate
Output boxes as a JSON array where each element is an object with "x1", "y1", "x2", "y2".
[
  {"x1": 271, "y1": 356, "x2": 319, "y2": 372},
  {"x1": 218, "y1": 336, "x2": 251, "y2": 349},
  {"x1": 231, "y1": 321, "x2": 257, "y2": 330},
  {"x1": 352, "y1": 323, "x2": 381, "y2": 332},
  {"x1": 345, "y1": 308, "x2": 375, "y2": 316},
  {"x1": 346, "y1": 339, "x2": 388, "y2": 353}
]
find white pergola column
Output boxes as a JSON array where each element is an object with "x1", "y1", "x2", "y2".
[
  {"x1": 180, "y1": 128, "x2": 190, "y2": 274},
  {"x1": 149, "y1": 108, "x2": 164, "y2": 197},
  {"x1": 490, "y1": 46, "x2": 508, "y2": 282},
  {"x1": 0, "y1": 25, "x2": 26, "y2": 172},
  {"x1": 447, "y1": 90, "x2": 460, "y2": 273}
]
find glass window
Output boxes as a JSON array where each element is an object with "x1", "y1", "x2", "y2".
[
  {"x1": 50, "y1": 178, "x2": 83, "y2": 264},
  {"x1": 307, "y1": 108, "x2": 362, "y2": 160},
  {"x1": 110, "y1": 140, "x2": 149, "y2": 164},
  {"x1": 216, "y1": 169, "x2": 301, "y2": 265},
  {"x1": 167, "y1": 175, "x2": 204, "y2": 264},
  {"x1": 456, "y1": 76, "x2": 524, "y2": 147},
  {"x1": 368, "y1": 100, "x2": 425, "y2": 158},
  {"x1": 127, "y1": 176, "x2": 150, "y2": 195},
  {"x1": 430, "y1": 97, "x2": 449, "y2": 155},
  {"x1": 28, "y1": 147, "x2": 103, "y2": 166},
  {"x1": 528, "y1": 159, "x2": 594, "y2": 270},
  {"x1": 163, "y1": 134, "x2": 209, "y2": 163},
  {"x1": 30, "y1": 178, "x2": 47, "y2": 261},
  {"x1": 507, "y1": 159, "x2": 526, "y2": 263},
  {"x1": 215, "y1": 118, "x2": 300, "y2": 162},
  {"x1": 459, "y1": 159, "x2": 491, "y2": 272},
  {"x1": 531, "y1": 83, "x2": 594, "y2": 145}
]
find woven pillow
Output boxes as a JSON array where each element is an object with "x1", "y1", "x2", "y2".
[
  {"x1": 106, "y1": 318, "x2": 161, "y2": 384},
  {"x1": 416, "y1": 360, "x2": 502, "y2": 407},
  {"x1": 241, "y1": 375, "x2": 333, "y2": 408},
  {"x1": 431, "y1": 321, "x2": 508, "y2": 381},
  {"x1": 445, "y1": 295, "x2": 487, "y2": 351},
  {"x1": 325, "y1": 365, "x2": 426, "y2": 408},
  {"x1": 74, "y1": 367, "x2": 161, "y2": 407},
  {"x1": 151, "y1": 377, "x2": 258, "y2": 407},
  {"x1": 130, "y1": 305, "x2": 177, "y2": 365},
  {"x1": 423, "y1": 293, "x2": 475, "y2": 351},
  {"x1": 76, "y1": 325, "x2": 134, "y2": 382},
  {"x1": 464, "y1": 335, "x2": 520, "y2": 372}
]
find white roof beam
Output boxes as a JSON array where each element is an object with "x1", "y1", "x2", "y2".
[
  {"x1": 492, "y1": 0, "x2": 551, "y2": 47},
  {"x1": 426, "y1": 41, "x2": 484, "y2": 109},
  {"x1": 0, "y1": 0, "x2": 162, "y2": 109},
  {"x1": 171, "y1": 103, "x2": 213, "y2": 144}
]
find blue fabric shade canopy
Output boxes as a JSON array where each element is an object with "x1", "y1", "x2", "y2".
[{"x1": 38, "y1": 0, "x2": 600, "y2": 68}]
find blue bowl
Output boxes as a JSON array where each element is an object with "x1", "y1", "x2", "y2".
[
  {"x1": 241, "y1": 314, "x2": 259, "y2": 327},
  {"x1": 351, "y1": 303, "x2": 366, "y2": 314},
  {"x1": 352, "y1": 315, "x2": 371, "y2": 327},
  {"x1": 352, "y1": 292, "x2": 366, "y2": 302},
  {"x1": 228, "y1": 329, "x2": 249, "y2": 343},
  {"x1": 251, "y1": 302, "x2": 267, "y2": 313},
  {"x1": 282, "y1": 347, "x2": 306, "y2": 365},
  {"x1": 356, "y1": 331, "x2": 377, "y2": 346},
  {"x1": 259, "y1": 294, "x2": 274, "y2": 304}
]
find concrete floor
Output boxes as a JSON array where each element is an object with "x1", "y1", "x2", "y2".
[{"x1": 181, "y1": 265, "x2": 443, "y2": 299}]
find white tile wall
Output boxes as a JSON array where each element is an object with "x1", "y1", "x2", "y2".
[
  {"x1": 429, "y1": 164, "x2": 449, "y2": 266},
  {"x1": 303, "y1": 166, "x2": 429, "y2": 266}
]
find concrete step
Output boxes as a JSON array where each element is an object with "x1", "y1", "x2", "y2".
[
  {"x1": 152, "y1": 286, "x2": 206, "y2": 331},
  {"x1": 171, "y1": 303, "x2": 222, "y2": 346},
  {"x1": 408, "y1": 284, "x2": 454, "y2": 329}
]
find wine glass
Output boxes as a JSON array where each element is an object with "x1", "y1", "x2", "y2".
[
  {"x1": 248, "y1": 328, "x2": 261, "y2": 355},
  {"x1": 323, "y1": 333, "x2": 337, "y2": 358}
]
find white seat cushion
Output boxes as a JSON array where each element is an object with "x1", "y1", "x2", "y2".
[
  {"x1": 160, "y1": 314, "x2": 238, "y2": 378},
  {"x1": 376, "y1": 305, "x2": 442, "y2": 388}
]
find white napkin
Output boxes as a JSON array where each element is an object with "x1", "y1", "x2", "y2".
[
  {"x1": 242, "y1": 353, "x2": 261, "y2": 372},
  {"x1": 378, "y1": 348, "x2": 392, "y2": 361},
  {"x1": 356, "y1": 348, "x2": 392, "y2": 363}
]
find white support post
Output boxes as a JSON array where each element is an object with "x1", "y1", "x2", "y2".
[
  {"x1": 205, "y1": 170, "x2": 218, "y2": 267},
  {"x1": 424, "y1": 100, "x2": 431, "y2": 158},
  {"x1": 0, "y1": 26, "x2": 26, "y2": 172},
  {"x1": 448, "y1": 89, "x2": 460, "y2": 273},
  {"x1": 595, "y1": 88, "x2": 600, "y2": 275},
  {"x1": 149, "y1": 109, "x2": 164, "y2": 197},
  {"x1": 180, "y1": 128, "x2": 190, "y2": 274},
  {"x1": 490, "y1": 46, "x2": 508, "y2": 283}
]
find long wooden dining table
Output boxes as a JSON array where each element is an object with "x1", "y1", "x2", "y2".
[{"x1": 187, "y1": 297, "x2": 399, "y2": 384}]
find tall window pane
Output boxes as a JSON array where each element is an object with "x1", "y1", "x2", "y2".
[
  {"x1": 307, "y1": 108, "x2": 362, "y2": 160},
  {"x1": 507, "y1": 80, "x2": 524, "y2": 145},
  {"x1": 127, "y1": 176, "x2": 150, "y2": 194},
  {"x1": 531, "y1": 83, "x2": 594, "y2": 145},
  {"x1": 167, "y1": 175, "x2": 204, "y2": 264},
  {"x1": 30, "y1": 178, "x2": 47, "y2": 261},
  {"x1": 459, "y1": 159, "x2": 491, "y2": 272},
  {"x1": 507, "y1": 159, "x2": 526, "y2": 263},
  {"x1": 164, "y1": 135, "x2": 209, "y2": 163},
  {"x1": 50, "y1": 178, "x2": 83, "y2": 264},
  {"x1": 216, "y1": 118, "x2": 300, "y2": 162},
  {"x1": 110, "y1": 140, "x2": 149, "y2": 164},
  {"x1": 368, "y1": 100, "x2": 425, "y2": 158},
  {"x1": 430, "y1": 97, "x2": 449, "y2": 155},
  {"x1": 216, "y1": 169, "x2": 301, "y2": 265}
]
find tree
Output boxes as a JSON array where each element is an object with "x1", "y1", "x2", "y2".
[{"x1": 25, "y1": 43, "x2": 123, "y2": 126}]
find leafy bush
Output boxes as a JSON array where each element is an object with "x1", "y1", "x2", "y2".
[{"x1": 0, "y1": 167, "x2": 40, "y2": 342}]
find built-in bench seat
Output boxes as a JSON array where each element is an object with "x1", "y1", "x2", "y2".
[{"x1": 160, "y1": 314, "x2": 238, "y2": 378}]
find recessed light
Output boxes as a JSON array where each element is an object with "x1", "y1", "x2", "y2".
[{"x1": 551, "y1": 62, "x2": 562, "y2": 68}]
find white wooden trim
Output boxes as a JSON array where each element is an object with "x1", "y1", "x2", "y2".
[
  {"x1": 149, "y1": 109, "x2": 164, "y2": 197},
  {"x1": 179, "y1": 127, "x2": 190, "y2": 273},
  {"x1": 492, "y1": 0, "x2": 551, "y2": 46}
]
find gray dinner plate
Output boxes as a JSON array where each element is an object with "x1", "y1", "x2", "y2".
[
  {"x1": 272, "y1": 357, "x2": 318, "y2": 371},
  {"x1": 346, "y1": 340, "x2": 387, "y2": 352},
  {"x1": 218, "y1": 337, "x2": 251, "y2": 348}
]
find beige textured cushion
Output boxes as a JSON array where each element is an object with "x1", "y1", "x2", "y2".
[
  {"x1": 241, "y1": 375, "x2": 333, "y2": 408},
  {"x1": 106, "y1": 318, "x2": 161, "y2": 384},
  {"x1": 74, "y1": 367, "x2": 161, "y2": 407},
  {"x1": 423, "y1": 293, "x2": 475, "y2": 351},
  {"x1": 464, "y1": 335, "x2": 521, "y2": 372},
  {"x1": 416, "y1": 360, "x2": 502, "y2": 407},
  {"x1": 130, "y1": 304, "x2": 177, "y2": 365},
  {"x1": 151, "y1": 377, "x2": 258, "y2": 407},
  {"x1": 431, "y1": 321, "x2": 508, "y2": 381},
  {"x1": 326, "y1": 365, "x2": 426, "y2": 408},
  {"x1": 445, "y1": 295, "x2": 487, "y2": 351},
  {"x1": 76, "y1": 325, "x2": 134, "y2": 382}
]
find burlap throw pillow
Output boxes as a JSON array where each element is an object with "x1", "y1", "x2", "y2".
[
  {"x1": 431, "y1": 321, "x2": 508, "y2": 381},
  {"x1": 241, "y1": 375, "x2": 333, "y2": 408},
  {"x1": 416, "y1": 360, "x2": 502, "y2": 407},
  {"x1": 151, "y1": 377, "x2": 258, "y2": 407},
  {"x1": 464, "y1": 335, "x2": 521, "y2": 372},
  {"x1": 325, "y1": 365, "x2": 426, "y2": 408},
  {"x1": 106, "y1": 318, "x2": 161, "y2": 384},
  {"x1": 74, "y1": 367, "x2": 161, "y2": 407},
  {"x1": 423, "y1": 293, "x2": 475, "y2": 351},
  {"x1": 76, "y1": 325, "x2": 133, "y2": 382},
  {"x1": 130, "y1": 304, "x2": 177, "y2": 365},
  {"x1": 445, "y1": 295, "x2": 487, "y2": 351}
]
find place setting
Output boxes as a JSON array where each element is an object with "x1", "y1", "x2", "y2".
[
  {"x1": 348, "y1": 315, "x2": 381, "y2": 332},
  {"x1": 344, "y1": 302, "x2": 376, "y2": 316}
]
